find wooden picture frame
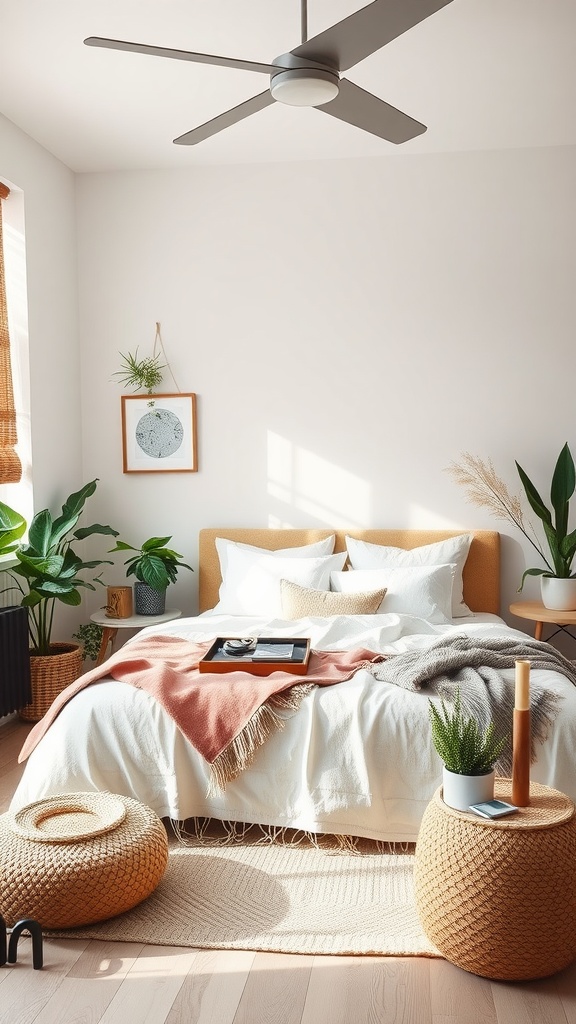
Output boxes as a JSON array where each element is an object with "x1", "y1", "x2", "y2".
[{"x1": 121, "y1": 393, "x2": 198, "y2": 474}]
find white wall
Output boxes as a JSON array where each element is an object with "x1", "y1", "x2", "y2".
[
  {"x1": 0, "y1": 113, "x2": 83, "y2": 638},
  {"x1": 0, "y1": 113, "x2": 81, "y2": 503},
  {"x1": 76, "y1": 146, "x2": 576, "y2": 625},
  {"x1": 2, "y1": 107, "x2": 575, "y2": 641}
]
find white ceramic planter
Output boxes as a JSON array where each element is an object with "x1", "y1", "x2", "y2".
[
  {"x1": 442, "y1": 767, "x2": 495, "y2": 812},
  {"x1": 540, "y1": 576, "x2": 576, "y2": 611}
]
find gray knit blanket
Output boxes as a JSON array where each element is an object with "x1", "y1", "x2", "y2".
[{"x1": 370, "y1": 634, "x2": 575, "y2": 775}]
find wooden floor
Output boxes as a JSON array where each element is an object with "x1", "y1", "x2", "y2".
[{"x1": 1, "y1": 718, "x2": 575, "y2": 1024}]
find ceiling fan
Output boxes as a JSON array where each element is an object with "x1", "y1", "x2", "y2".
[{"x1": 85, "y1": 0, "x2": 454, "y2": 147}]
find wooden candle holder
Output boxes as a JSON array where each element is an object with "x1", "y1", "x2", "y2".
[
  {"x1": 105, "y1": 586, "x2": 133, "y2": 619},
  {"x1": 512, "y1": 707, "x2": 531, "y2": 806}
]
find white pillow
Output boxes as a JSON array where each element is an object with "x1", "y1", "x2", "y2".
[
  {"x1": 216, "y1": 535, "x2": 335, "y2": 608},
  {"x1": 330, "y1": 564, "x2": 455, "y2": 623},
  {"x1": 216, "y1": 535, "x2": 335, "y2": 610},
  {"x1": 345, "y1": 534, "x2": 472, "y2": 617},
  {"x1": 215, "y1": 546, "x2": 347, "y2": 616}
]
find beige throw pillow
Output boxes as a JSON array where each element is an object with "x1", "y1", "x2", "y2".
[{"x1": 281, "y1": 579, "x2": 387, "y2": 618}]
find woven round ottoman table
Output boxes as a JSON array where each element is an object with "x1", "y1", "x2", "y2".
[
  {"x1": 0, "y1": 792, "x2": 169, "y2": 929},
  {"x1": 414, "y1": 779, "x2": 576, "y2": 981}
]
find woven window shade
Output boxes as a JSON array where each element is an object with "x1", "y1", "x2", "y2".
[{"x1": 0, "y1": 181, "x2": 22, "y2": 484}]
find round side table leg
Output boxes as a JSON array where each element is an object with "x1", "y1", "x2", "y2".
[
  {"x1": 534, "y1": 620, "x2": 543, "y2": 641},
  {"x1": 96, "y1": 627, "x2": 118, "y2": 666}
]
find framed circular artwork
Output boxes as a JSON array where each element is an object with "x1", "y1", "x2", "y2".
[{"x1": 121, "y1": 393, "x2": 198, "y2": 473}]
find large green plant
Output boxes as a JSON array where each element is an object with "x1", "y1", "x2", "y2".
[
  {"x1": 1, "y1": 480, "x2": 119, "y2": 655},
  {"x1": 109, "y1": 535, "x2": 193, "y2": 592},
  {"x1": 516, "y1": 443, "x2": 576, "y2": 587},
  {"x1": 429, "y1": 689, "x2": 508, "y2": 776},
  {"x1": 0, "y1": 501, "x2": 26, "y2": 556},
  {"x1": 447, "y1": 442, "x2": 576, "y2": 590}
]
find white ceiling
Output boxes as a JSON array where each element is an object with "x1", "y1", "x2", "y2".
[{"x1": 1, "y1": 0, "x2": 575, "y2": 173}]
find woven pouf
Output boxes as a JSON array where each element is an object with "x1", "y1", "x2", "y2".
[
  {"x1": 414, "y1": 779, "x2": 576, "y2": 980},
  {"x1": 0, "y1": 792, "x2": 169, "y2": 929}
]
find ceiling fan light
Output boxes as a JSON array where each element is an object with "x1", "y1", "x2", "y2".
[{"x1": 270, "y1": 69, "x2": 339, "y2": 107}]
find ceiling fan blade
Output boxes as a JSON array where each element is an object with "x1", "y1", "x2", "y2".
[
  {"x1": 84, "y1": 36, "x2": 277, "y2": 75},
  {"x1": 318, "y1": 78, "x2": 426, "y2": 144},
  {"x1": 292, "y1": 0, "x2": 454, "y2": 73},
  {"x1": 173, "y1": 90, "x2": 275, "y2": 145}
]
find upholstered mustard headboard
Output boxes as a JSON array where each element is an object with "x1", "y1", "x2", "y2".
[{"x1": 198, "y1": 529, "x2": 500, "y2": 615}]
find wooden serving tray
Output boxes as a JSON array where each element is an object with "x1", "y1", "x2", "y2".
[{"x1": 199, "y1": 637, "x2": 311, "y2": 676}]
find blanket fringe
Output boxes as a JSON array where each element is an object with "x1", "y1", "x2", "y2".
[
  {"x1": 169, "y1": 816, "x2": 414, "y2": 855},
  {"x1": 208, "y1": 683, "x2": 314, "y2": 794}
]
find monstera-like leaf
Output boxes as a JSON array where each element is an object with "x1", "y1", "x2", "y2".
[{"x1": 0, "y1": 501, "x2": 26, "y2": 556}]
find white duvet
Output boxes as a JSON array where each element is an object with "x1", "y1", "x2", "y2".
[{"x1": 11, "y1": 611, "x2": 576, "y2": 842}]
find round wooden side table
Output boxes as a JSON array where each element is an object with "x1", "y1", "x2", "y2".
[
  {"x1": 509, "y1": 600, "x2": 576, "y2": 642},
  {"x1": 90, "y1": 609, "x2": 182, "y2": 666},
  {"x1": 414, "y1": 779, "x2": 576, "y2": 980}
]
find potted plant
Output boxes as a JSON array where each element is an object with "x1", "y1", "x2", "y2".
[
  {"x1": 1, "y1": 480, "x2": 119, "y2": 721},
  {"x1": 109, "y1": 534, "x2": 193, "y2": 615},
  {"x1": 447, "y1": 443, "x2": 576, "y2": 610},
  {"x1": 429, "y1": 689, "x2": 508, "y2": 811}
]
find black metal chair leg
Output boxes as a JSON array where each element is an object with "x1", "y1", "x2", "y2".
[
  {"x1": 7, "y1": 919, "x2": 44, "y2": 970},
  {"x1": 0, "y1": 915, "x2": 6, "y2": 967}
]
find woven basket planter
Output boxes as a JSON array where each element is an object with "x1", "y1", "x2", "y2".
[
  {"x1": 0, "y1": 792, "x2": 169, "y2": 928},
  {"x1": 20, "y1": 643, "x2": 83, "y2": 722}
]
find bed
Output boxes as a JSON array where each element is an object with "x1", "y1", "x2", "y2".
[{"x1": 10, "y1": 528, "x2": 576, "y2": 844}]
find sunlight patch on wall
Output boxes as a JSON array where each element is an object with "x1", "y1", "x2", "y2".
[
  {"x1": 267, "y1": 431, "x2": 371, "y2": 528},
  {"x1": 407, "y1": 503, "x2": 464, "y2": 529}
]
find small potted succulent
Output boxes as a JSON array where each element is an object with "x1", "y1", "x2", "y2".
[
  {"x1": 109, "y1": 534, "x2": 193, "y2": 615},
  {"x1": 429, "y1": 689, "x2": 508, "y2": 811}
]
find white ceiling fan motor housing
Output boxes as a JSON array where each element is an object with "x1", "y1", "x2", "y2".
[{"x1": 270, "y1": 67, "x2": 340, "y2": 107}]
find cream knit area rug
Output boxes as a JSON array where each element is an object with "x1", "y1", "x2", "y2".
[{"x1": 49, "y1": 837, "x2": 441, "y2": 957}]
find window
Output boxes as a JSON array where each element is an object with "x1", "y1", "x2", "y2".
[{"x1": 0, "y1": 179, "x2": 32, "y2": 527}]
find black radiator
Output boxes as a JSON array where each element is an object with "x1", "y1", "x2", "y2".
[{"x1": 0, "y1": 606, "x2": 31, "y2": 716}]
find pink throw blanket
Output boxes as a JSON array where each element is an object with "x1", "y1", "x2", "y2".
[{"x1": 19, "y1": 635, "x2": 383, "y2": 785}]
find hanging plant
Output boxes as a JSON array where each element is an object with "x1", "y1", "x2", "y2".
[{"x1": 112, "y1": 348, "x2": 165, "y2": 394}]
